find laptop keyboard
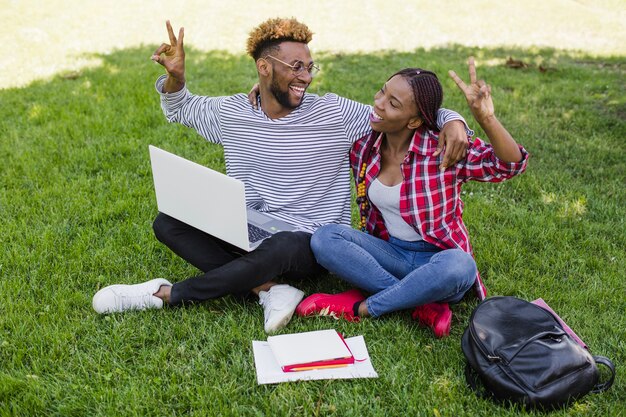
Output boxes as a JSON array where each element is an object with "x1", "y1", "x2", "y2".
[{"x1": 248, "y1": 223, "x2": 272, "y2": 243}]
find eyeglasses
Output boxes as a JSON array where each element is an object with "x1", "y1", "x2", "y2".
[{"x1": 264, "y1": 55, "x2": 320, "y2": 77}]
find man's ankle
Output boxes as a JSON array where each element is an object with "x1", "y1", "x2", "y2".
[
  {"x1": 252, "y1": 282, "x2": 277, "y2": 296},
  {"x1": 154, "y1": 285, "x2": 171, "y2": 304}
]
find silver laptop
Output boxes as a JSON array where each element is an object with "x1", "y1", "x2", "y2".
[{"x1": 148, "y1": 145, "x2": 297, "y2": 251}]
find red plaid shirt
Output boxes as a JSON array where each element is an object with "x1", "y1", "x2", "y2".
[{"x1": 350, "y1": 127, "x2": 529, "y2": 300}]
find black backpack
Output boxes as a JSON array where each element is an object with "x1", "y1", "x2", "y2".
[{"x1": 462, "y1": 296, "x2": 615, "y2": 409}]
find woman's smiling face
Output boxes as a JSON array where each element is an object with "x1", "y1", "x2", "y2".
[{"x1": 369, "y1": 74, "x2": 421, "y2": 133}]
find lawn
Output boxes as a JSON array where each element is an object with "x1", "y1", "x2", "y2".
[{"x1": 1, "y1": 2, "x2": 625, "y2": 416}]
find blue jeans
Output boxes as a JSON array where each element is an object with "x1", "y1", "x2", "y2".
[{"x1": 310, "y1": 224, "x2": 476, "y2": 317}]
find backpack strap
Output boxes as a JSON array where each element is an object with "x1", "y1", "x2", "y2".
[
  {"x1": 464, "y1": 363, "x2": 492, "y2": 399},
  {"x1": 591, "y1": 356, "x2": 616, "y2": 393}
]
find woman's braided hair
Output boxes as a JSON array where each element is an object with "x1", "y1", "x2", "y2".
[{"x1": 390, "y1": 68, "x2": 443, "y2": 131}]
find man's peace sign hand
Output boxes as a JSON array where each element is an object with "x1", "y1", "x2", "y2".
[{"x1": 152, "y1": 20, "x2": 186, "y2": 87}]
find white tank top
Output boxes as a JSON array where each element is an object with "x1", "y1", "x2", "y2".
[{"x1": 367, "y1": 178, "x2": 422, "y2": 242}]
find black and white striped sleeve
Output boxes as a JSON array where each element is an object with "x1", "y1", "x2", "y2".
[
  {"x1": 155, "y1": 75, "x2": 227, "y2": 145},
  {"x1": 437, "y1": 108, "x2": 474, "y2": 136},
  {"x1": 334, "y1": 95, "x2": 374, "y2": 144}
]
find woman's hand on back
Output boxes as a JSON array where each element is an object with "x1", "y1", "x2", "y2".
[{"x1": 248, "y1": 83, "x2": 260, "y2": 109}]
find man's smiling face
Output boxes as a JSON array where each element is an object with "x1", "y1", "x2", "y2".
[{"x1": 267, "y1": 41, "x2": 314, "y2": 110}]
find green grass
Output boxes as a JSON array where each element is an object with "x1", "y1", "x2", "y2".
[{"x1": 1, "y1": 44, "x2": 625, "y2": 416}]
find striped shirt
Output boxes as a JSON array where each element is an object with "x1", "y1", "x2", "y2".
[
  {"x1": 156, "y1": 75, "x2": 466, "y2": 233},
  {"x1": 350, "y1": 127, "x2": 529, "y2": 299}
]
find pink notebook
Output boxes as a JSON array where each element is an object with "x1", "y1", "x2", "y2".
[{"x1": 532, "y1": 298, "x2": 587, "y2": 349}]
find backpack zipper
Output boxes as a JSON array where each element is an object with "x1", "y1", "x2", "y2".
[{"x1": 468, "y1": 297, "x2": 565, "y2": 364}]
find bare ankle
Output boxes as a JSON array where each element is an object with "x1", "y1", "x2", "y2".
[
  {"x1": 154, "y1": 285, "x2": 171, "y2": 304},
  {"x1": 358, "y1": 301, "x2": 370, "y2": 318},
  {"x1": 251, "y1": 281, "x2": 277, "y2": 296}
]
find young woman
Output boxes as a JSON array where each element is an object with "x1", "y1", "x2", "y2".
[{"x1": 297, "y1": 58, "x2": 529, "y2": 337}]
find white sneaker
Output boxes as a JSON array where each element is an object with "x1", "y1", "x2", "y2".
[
  {"x1": 92, "y1": 278, "x2": 172, "y2": 314},
  {"x1": 258, "y1": 284, "x2": 305, "y2": 334}
]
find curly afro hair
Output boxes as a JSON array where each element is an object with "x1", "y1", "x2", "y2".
[{"x1": 246, "y1": 17, "x2": 313, "y2": 61}]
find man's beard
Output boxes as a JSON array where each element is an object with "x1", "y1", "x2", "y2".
[{"x1": 270, "y1": 76, "x2": 299, "y2": 109}]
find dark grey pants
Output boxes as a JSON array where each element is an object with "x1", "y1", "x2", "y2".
[{"x1": 152, "y1": 213, "x2": 323, "y2": 306}]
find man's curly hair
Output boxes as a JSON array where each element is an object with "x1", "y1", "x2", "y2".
[{"x1": 246, "y1": 18, "x2": 313, "y2": 61}]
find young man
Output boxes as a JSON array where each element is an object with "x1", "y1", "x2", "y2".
[{"x1": 92, "y1": 18, "x2": 472, "y2": 333}]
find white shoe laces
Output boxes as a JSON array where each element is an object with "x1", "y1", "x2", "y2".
[
  {"x1": 114, "y1": 291, "x2": 156, "y2": 311},
  {"x1": 317, "y1": 305, "x2": 341, "y2": 320},
  {"x1": 260, "y1": 287, "x2": 299, "y2": 312}
]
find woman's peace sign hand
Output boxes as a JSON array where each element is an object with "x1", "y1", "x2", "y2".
[{"x1": 448, "y1": 57, "x2": 495, "y2": 124}]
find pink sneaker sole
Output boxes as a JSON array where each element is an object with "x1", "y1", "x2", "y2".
[{"x1": 433, "y1": 308, "x2": 452, "y2": 338}]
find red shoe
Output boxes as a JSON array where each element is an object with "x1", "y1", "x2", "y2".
[
  {"x1": 296, "y1": 289, "x2": 365, "y2": 322},
  {"x1": 411, "y1": 302, "x2": 452, "y2": 338}
]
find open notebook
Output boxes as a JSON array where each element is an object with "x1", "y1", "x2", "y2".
[{"x1": 267, "y1": 329, "x2": 355, "y2": 372}]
